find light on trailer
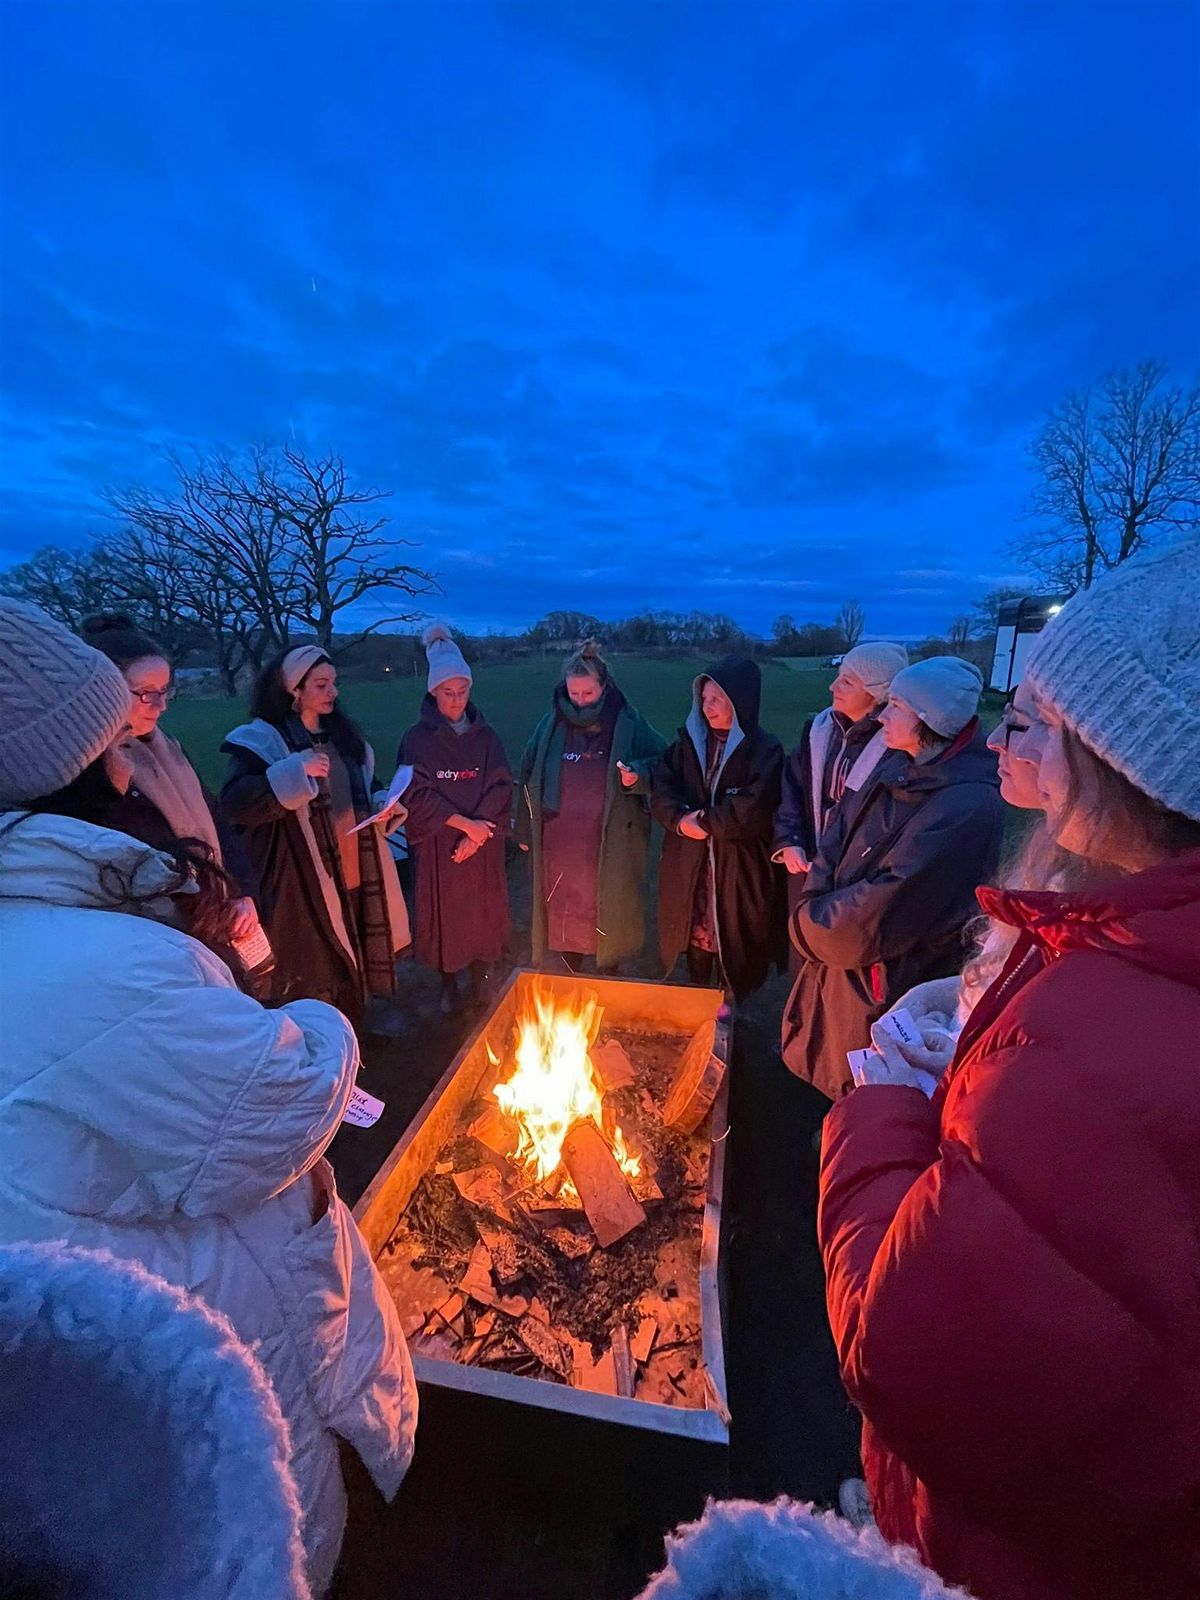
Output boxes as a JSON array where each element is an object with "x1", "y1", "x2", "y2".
[{"x1": 1047, "y1": 604, "x2": 1063, "y2": 615}]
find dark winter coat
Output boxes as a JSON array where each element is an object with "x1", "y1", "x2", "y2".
[
  {"x1": 518, "y1": 689, "x2": 666, "y2": 969},
  {"x1": 399, "y1": 697, "x2": 512, "y2": 974},
  {"x1": 819, "y1": 850, "x2": 1200, "y2": 1600},
  {"x1": 652, "y1": 657, "x2": 786, "y2": 1001},
  {"x1": 782, "y1": 722, "x2": 1003, "y2": 1099},
  {"x1": 774, "y1": 708, "x2": 888, "y2": 865},
  {"x1": 220, "y1": 718, "x2": 409, "y2": 1019}
]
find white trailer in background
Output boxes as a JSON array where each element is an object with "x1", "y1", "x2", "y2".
[{"x1": 990, "y1": 595, "x2": 1069, "y2": 694}]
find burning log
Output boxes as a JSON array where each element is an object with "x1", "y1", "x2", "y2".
[
  {"x1": 468, "y1": 1103, "x2": 519, "y2": 1161},
  {"x1": 560, "y1": 1120, "x2": 646, "y2": 1248},
  {"x1": 610, "y1": 1323, "x2": 635, "y2": 1398},
  {"x1": 663, "y1": 1020, "x2": 724, "y2": 1134}
]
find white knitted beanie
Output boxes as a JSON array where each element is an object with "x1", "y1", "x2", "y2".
[
  {"x1": 0, "y1": 598, "x2": 132, "y2": 805},
  {"x1": 423, "y1": 621, "x2": 472, "y2": 693},
  {"x1": 1026, "y1": 539, "x2": 1200, "y2": 821},
  {"x1": 840, "y1": 640, "x2": 909, "y2": 698},
  {"x1": 889, "y1": 656, "x2": 984, "y2": 738}
]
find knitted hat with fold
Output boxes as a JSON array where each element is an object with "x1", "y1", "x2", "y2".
[
  {"x1": 1026, "y1": 539, "x2": 1200, "y2": 821},
  {"x1": 839, "y1": 640, "x2": 909, "y2": 699},
  {"x1": 423, "y1": 621, "x2": 473, "y2": 693},
  {"x1": 0, "y1": 597, "x2": 132, "y2": 805},
  {"x1": 888, "y1": 656, "x2": 984, "y2": 738}
]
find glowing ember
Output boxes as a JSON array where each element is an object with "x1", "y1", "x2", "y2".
[{"x1": 491, "y1": 986, "x2": 641, "y2": 1193}]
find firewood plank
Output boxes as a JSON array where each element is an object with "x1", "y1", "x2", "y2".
[
  {"x1": 560, "y1": 1120, "x2": 646, "y2": 1248},
  {"x1": 663, "y1": 1019, "x2": 724, "y2": 1134}
]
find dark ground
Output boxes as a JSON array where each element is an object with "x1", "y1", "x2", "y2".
[{"x1": 328, "y1": 848, "x2": 861, "y2": 1599}]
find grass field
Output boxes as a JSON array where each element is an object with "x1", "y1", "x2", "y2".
[{"x1": 169, "y1": 656, "x2": 837, "y2": 788}]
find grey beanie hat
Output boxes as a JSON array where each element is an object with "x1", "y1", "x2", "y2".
[
  {"x1": 1026, "y1": 539, "x2": 1200, "y2": 821},
  {"x1": 0, "y1": 598, "x2": 132, "y2": 805},
  {"x1": 422, "y1": 621, "x2": 472, "y2": 693},
  {"x1": 839, "y1": 640, "x2": 909, "y2": 698},
  {"x1": 889, "y1": 656, "x2": 984, "y2": 738}
]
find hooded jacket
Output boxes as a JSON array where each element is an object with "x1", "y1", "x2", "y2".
[
  {"x1": 782, "y1": 723, "x2": 1003, "y2": 1098},
  {"x1": 818, "y1": 850, "x2": 1200, "y2": 1600},
  {"x1": 0, "y1": 1242, "x2": 311, "y2": 1600},
  {"x1": 652, "y1": 657, "x2": 786, "y2": 1000},
  {"x1": 399, "y1": 696, "x2": 512, "y2": 973},
  {"x1": 0, "y1": 814, "x2": 417, "y2": 1596},
  {"x1": 519, "y1": 685, "x2": 667, "y2": 969}
]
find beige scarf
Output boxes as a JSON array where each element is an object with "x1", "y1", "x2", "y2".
[{"x1": 121, "y1": 728, "x2": 222, "y2": 863}]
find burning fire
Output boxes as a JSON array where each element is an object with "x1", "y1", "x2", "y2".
[{"x1": 491, "y1": 986, "x2": 641, "y2": 1192}]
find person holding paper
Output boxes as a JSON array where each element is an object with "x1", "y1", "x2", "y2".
[
  {"x1": 0, "y1": 600, "x2": 417, "y2": 1598},
  {"x1": 818, "y1": 543, "x2": 1200, "y2": 1600},
  {"x1": 782, "y1": 656, "x2": 1003, "y2": 1099},
  {"x1": 398, "y1": 624, "x2": 512, "y2": 1013},
  {"x1": 221, "y1": 646, "x2": 410, "y2": 1022},
  {"x1": 518, "y1": 639, "x2": 666, "y2": 975}
]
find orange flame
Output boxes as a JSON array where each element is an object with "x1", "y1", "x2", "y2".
[{"x1": 492, "y1": 986, "x2": 641, "y2": 1191}]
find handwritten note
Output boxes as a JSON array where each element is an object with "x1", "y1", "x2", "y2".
[{"x1": 342, "y1": 1086, "x2": 386, "y2": 1128}]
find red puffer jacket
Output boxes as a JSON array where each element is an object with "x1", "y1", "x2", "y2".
[{"x1": 818, "y1": 849, "x2": 1200, "y2": 1600}]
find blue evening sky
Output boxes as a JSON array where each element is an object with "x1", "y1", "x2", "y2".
[{"x1": 2, "y1": 0, "x2": 1197, "y2": 639}]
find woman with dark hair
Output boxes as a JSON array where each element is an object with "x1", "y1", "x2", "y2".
[
  {"x1": 81, "y1": 612, "x2": 259, "y2": 943},
  {"x1": 781, "y1": 655, "x2": 1003, "y2": 1100},
  {"x1": 652, "y1": 656, "x2": 785, "y2": 1001},
  {"x1": 221, "y1": 646, "x2": 410, "y2": 1020},
  {"x1": 518, "y1": 639, "x2": 666, "y2": 973},
  {"x1": 398, "y1": 624, "x2": 512, "y2": 1012},
  {"x1": 0, "y1": 600, "x2": 417, "y2": 1597},
  {"x1": 818, "y1": 543, "x2": 1200, "y2": 1600}
]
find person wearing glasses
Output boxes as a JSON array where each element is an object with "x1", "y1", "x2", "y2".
[{"x1": 80, "y1": 614, "x2": 259, "y2": 943}]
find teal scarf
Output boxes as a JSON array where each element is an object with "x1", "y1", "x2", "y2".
[{"x1": 541, "y1": 684, "x2": 611, "y2": 816}]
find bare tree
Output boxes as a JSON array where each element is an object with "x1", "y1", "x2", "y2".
[
  {"x1": 102, "y1": 446, "x2": 438, "y2": 686},
  {"x1": 948, "y1": 615, "x2": 972, "y2": 654},
  {"x1": 0, "y1": 545, "x2": 118, "y2": 629},
  {"x1": 1017, "y1": 361, "x2": 1200, "y2": 590},
  {"x1": 836, "y1": 600, "x2": 865, "y2": 652},
  {"x1": 969, "y1": 586, "x2": 1027, "y2": 637}
]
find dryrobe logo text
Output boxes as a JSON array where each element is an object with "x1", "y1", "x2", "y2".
[
  {"x1": 562, "y1": 750, "x2": 605, "y2": 763},
  {"x1": 436, "y1": 768, "x2": 481, "y2": 781}
]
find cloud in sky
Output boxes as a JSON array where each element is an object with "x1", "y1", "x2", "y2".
[{"x1": 1, "y1": 0, "x2": 1197, "y2": 638}]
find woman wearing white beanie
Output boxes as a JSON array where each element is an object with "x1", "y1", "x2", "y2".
[
  {"x1": 782, "y1": 655, "x2": 1004, "y2": 1099},
  {"x1": 397, "y1": 623, "x2": 512, "y2": 1013},
  {"x1": 774, "y1": 642, "x2": 908, "y2": 966},
  {"x1": 0, "y1": 600, "x2": 417, "y2": 1597},
  {"x1": 818, "y1": 542, "x2": 1200, "y2": 1600}
]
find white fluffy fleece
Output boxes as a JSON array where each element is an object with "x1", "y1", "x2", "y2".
[
  {"x1": 0, "y1": 1242, "x2": 310, "y2": 1600},
  {"x1": 638, "y1": 1497, "x2": 969, "y2": 1600}
]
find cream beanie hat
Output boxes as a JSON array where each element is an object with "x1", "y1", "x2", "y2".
[
  {"x1": 0, "y1": 598, "x2": 132, "y2": 805},
  {"x1": 1026, "y1": 539, "x2": 1200, "y2": 821},
  {"x1": 840, "y1": 641, "x2": 909, "y2": 700},
  {"x1": 423, "y1": 622, "x2": 472, "y2": 694}
]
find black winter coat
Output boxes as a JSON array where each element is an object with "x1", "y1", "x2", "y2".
[
  {"x1": 781, "y1": 721, "x2": 1004, "y2": 1099},
  {"x1": 652, "y1": 657, "x2": 787, "y2": 1001},
  {"x1": 399, "y1": 698, "x2": 512, "y2": 974}
]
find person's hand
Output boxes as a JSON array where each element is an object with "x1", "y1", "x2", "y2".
[
  {"x1": 780, "y1": 846, "x2": 810, "y2": 876},
  {"x1": 378, "y1": 799, "x2": 408, "y2": 833},
  {"x1": 230, "y1": 897, "x2": 258, "y2": 941},
  {"x1": 452, "y1": 836, "x2": 481, "y2": 865},
  {"x1": 875, "y1": 978, "x2": 962, "y2": 1074},
  {"x1": 301, "y1": 750, "x2": 331, "y2": 781},
  {"x1": 852, "y1": 1047, "x2": 940, "y2": 1098},
  {"x1": 457, "y1": 816, "x2": 495, "y2": 848},
  {"x1": 869, "y1": 1020, "x2": 956, "y2": 1082},
  {"x1": 518, "y1": 842, "x2": 530, "y2": 853},
  {"x1": 678, "y1": 811, "x2": 707, "y2": 840},
  {"x1": 617, "y1": 760, "x2": 639, "y2": 789}
]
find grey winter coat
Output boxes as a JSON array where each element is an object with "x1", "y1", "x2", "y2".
[{"x1": 781, "y1": 721, "x2": 1003, "y2": 1099}]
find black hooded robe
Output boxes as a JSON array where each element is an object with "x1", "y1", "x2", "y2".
[{"x1": 652, "y1": 656, "x2": 786, "y2": 1001}]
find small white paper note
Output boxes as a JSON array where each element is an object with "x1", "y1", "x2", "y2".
[
  {"x1": 345, "y1": 764, "x2": 414, "y2": 835},
  {"x1": 343, "y1": 1086, "x2": 386, "y2": 1128},
  {"x1": 846, "y1": 1047, "x2": 879, "y2": 1085},
  {"x1": 874, "y1": 1008, "x2": 921, "y2": 1049}
]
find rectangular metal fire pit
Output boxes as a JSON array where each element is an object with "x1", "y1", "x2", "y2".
[{"x1": 355, "y1": 970, "x2": 731, "y2": 1468}]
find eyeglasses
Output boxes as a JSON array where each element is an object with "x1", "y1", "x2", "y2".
[{"x1": 130, "y1": 686, "x2": 177, "y2": 706}]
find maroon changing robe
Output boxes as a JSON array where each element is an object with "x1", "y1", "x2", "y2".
[{"x1": 399, "y1": 698, "x2": 512, "y2": 974}]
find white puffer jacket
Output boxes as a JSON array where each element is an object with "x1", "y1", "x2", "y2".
[{"x1": 0, "y1": 813, "x2": 417, "y2": 1596}]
